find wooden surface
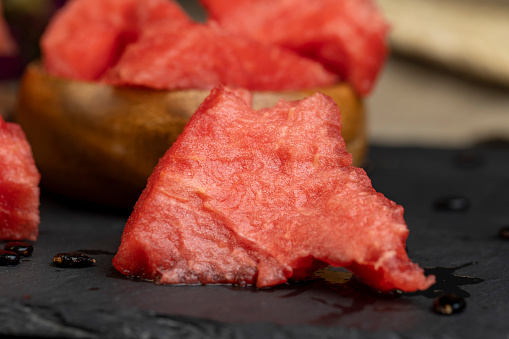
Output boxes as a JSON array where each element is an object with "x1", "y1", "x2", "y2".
[
  {"x1": 369, "y1": 0, "x2": 509, "y2": 147},
  {"x1": 378, "y1": 0, "x2": 509, "y2": 88}
]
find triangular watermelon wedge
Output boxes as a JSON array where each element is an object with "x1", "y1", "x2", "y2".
[{"x1": 113, "y1": 85, "x2": 434, "y2": 292}]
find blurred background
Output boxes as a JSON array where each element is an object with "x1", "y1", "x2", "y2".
[
  {"x1": 370, "y1": 0, "x2": 509, "y2": 149},
  {"x1": 1, "y1": 0, "x2": 508, "y2": 149}
]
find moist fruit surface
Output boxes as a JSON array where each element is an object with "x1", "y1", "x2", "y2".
[{"x1": 113, "y1": 86, "x2": 434, "y2": 292}]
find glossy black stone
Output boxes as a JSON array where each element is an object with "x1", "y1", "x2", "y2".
[
  {"x1": 432, "y1": 294, "x2": 466, "y2": 315},
  {"x1": 52, "y1": 252, "x2": 96, "y2": 268},
  {"x1": 0, "y1": 250, "x2": 20, "y2": 266},
  {"x1": 498, "y1": 226, "x2": 509, "y2": 240},
  {"x1": 4, "y1": 241, "x2": 33, "y2": 257},
  {"x1": 433, "y1": 196, "x2": 470, "y2": 212}
]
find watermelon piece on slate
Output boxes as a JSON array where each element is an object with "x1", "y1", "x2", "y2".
[
  {"x1": 41, "y1": 0, "x2": 192, "y2": 81},
  {"x1": 200, "y1": 0, "x2": 389, "y2": 95},
  {"x1": 113, "y1": 85, "x2": 434, "y2": 292},
  {"x1": 0, "y1": 116, "x2": 40, "y2": 241},
  {"x1": 103, "y1": 22, "x2": 338, "y2": 91}
]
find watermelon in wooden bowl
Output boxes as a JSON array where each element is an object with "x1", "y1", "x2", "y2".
[{"x1": 14, "y1": 0, "x2": 387, "y2": 208}]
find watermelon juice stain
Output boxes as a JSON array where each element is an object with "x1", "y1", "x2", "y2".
[{"x1": 404, "y1": 262, "x2": 484, "y2": 299}]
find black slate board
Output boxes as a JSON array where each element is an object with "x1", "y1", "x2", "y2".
[{"x1": 1, "y1": 146, "x2": 508, "y2": 339}]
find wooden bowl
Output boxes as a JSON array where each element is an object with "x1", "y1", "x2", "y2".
[{"x1": 15, "y1": 62, "x2": 367, "y2": 208}]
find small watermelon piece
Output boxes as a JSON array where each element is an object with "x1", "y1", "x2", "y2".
[
  {"x1": 113, "y1": 85, "x2": 434, "y2": 292},
  {"x1": 200, "y1": 0, "x2": 389, "y2": 95},
  {"x1": 40, "y1": 0, "x2": 191, "y2": 81},
  {"x1": 0, "y1": 116, "x2": 40, "y2": 241},
  {"x1": 0, "y1": 1, "x2": 17, "y2": 56},
  {"x1": 103, "y1": 22, "x2": 338, "y2": 91}
]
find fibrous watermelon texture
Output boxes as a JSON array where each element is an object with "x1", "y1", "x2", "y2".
[
  {"x1": 40, "y1": 0, "x2": 192, "y2": 81},
  {"x1": 40, "y1": 0, "x2": 384, "y2": 92},
  {"x1": 104, "y1": 22, "x2": 337, "y2": 91},
  {"x1": 113, "y1": 85, "x2": 434, "y2": 292},
  {"x1": 0, "y1": 116, "x2": 40, "y2": 241},
  {"x1": 200, "y1": 0, "x2": 389, "y2": 95}
]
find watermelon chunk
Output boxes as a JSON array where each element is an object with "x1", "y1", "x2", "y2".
[
  {"x1": 200, "y1": 0, "x2": 389, "y2": 95},
  {"x1": 0, "y1": 116, "x2": 40, "y2": 241},
  {"x1": 103, "y1": 22, "x2": 337, "y2": 91},
  {"x1": 40, "y1": 0, "x2": 192, "y2": 81},
  {"x1": 113, "y1": 85, "x2": 434, "y2": 292}
]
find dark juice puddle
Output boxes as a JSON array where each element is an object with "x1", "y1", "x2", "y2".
[
  {"x1": 277, "y1": 267, "x2": 401, "y2": 321},
  {"x1": 405, "y1": 262, "x2": 484, "y2": 299},
  {"x1": 279, "y1": 263, "x2": 483, "y2": 319},
  {"x1": 280, "y1": 267, "x2": 409, "y2": 327}
]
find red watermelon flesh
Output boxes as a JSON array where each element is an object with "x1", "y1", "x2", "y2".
[
  {"x1": 103, "y1": 22, "x2": 338, "y2": 91},
  {"x1": 113, "y1": 85, "x2": 434, "y2": 292},
  {"x1": 200, "y1": 0, "x2": 389, "y2": 95},
  {"x1": 0, "y1": 116, "x2": 40, "y2": 241},
  {"x1": 40, "y1": 0, "x2": 191, "y2": 81}
]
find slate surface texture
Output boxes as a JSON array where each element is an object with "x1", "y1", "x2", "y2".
[{"x1": 1, "y1": 146, "x2": 508, "y2": 339}]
